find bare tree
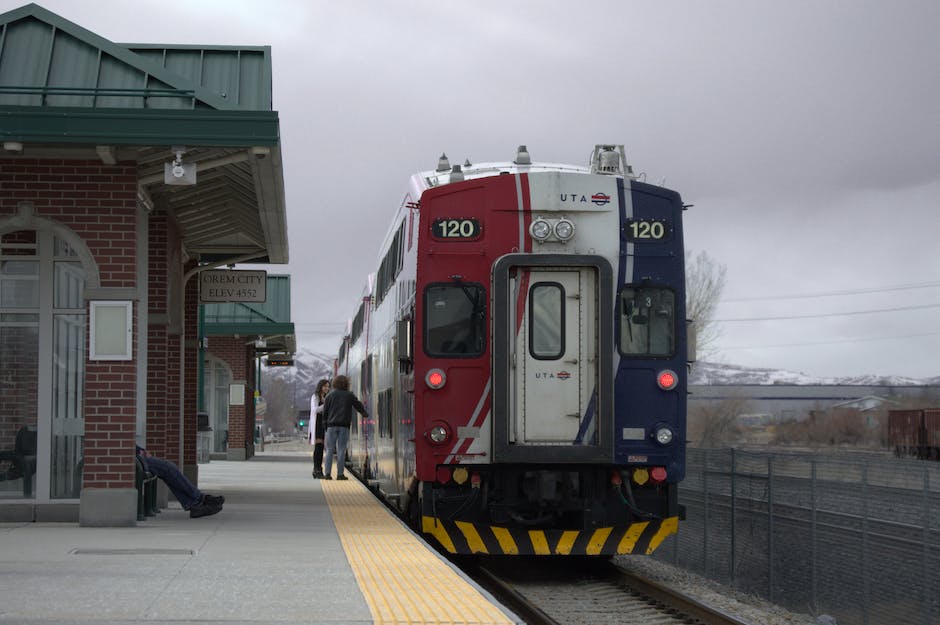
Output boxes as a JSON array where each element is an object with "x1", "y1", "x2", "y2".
[
  {"x1": 686, "y1": 250, "x2": 727, "y2": 360},
  {"x1": 687, "y1": 395, "x2": 751, "y2": 448}
]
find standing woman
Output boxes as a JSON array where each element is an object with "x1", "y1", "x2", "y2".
[{"x1": 309, "y1": 378, "x2": 330, "y2": 478}]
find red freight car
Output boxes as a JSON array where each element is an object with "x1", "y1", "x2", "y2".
[{"x1": 888, "y1": 409, "x2": 940, "y2": 460}]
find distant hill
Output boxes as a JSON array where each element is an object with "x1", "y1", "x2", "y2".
[
  {"x1": 689, "y1": 361, "x2": 940, "y2": 386},
  {"x1": 264, "y1": 351, "x2": 940, "y2": 409},
  {"x1": 261, "y1": 346, "x2": 335, "y2": 408}
]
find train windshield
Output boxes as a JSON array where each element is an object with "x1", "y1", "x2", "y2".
[
  {"x1": 424, "y1": 283, "x2": 486, "y2": 357},
  {"x1": 618, "y1": 286, "x2": 675, "y2": 357}
]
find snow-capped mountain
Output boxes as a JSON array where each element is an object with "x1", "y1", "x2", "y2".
[
  {"x1": 265, "y1": 351, "x2": 940, "y2": 407},
  {"x1": 688, "y1": 361, "x2": 940, "y2": 386},
  {"x1": 261, "y1": 346, "x2": 335, "y2": 406}
]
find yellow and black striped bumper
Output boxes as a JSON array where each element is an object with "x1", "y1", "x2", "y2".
[{"x1": 421, "y1": 515, "x2": 678, "y2": 556}]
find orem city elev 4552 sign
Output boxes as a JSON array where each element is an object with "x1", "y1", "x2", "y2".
[{"x1": 200, "y1": 270, "x2": 267, "y2": 303}]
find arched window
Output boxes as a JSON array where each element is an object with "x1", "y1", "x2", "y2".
[
  {"x1": 0, "y1": 227, "x2": 88, "y2": 499},
  {"x1": 0, "y1": 203, "x2": 96, "y2": 501}
]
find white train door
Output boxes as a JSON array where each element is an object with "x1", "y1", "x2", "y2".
[
  {"x1": 512, "y1": 268, "x2": 596, "y2": 443},
  {"x1": 493, "y1": 254, "x2": 612, "y2": 463}
]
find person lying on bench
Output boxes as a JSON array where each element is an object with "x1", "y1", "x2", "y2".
[{"x1": 135, "y1": 445, "x2": 224, "y2": 518}]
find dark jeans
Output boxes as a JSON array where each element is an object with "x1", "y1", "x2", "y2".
[
  {"x1": 139, "y1": 454, "x2": 202, "y2": 510},
  {"x1": 313, "y1": 442, "x2": 324, "y2": 473}
]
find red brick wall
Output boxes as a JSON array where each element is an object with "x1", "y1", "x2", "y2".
[
  {"x1": 146, "y1": 210, "x2": 175, "y2": 460},
  {"x1": 207, "y1": 336, "x2": 252, "y2": 454},
  {"x1": 182, "y1": 264, "x2": 199, "y2": 466},
  {"x1": 0, "y1": 159, "x2": 139, "y2": 489}
]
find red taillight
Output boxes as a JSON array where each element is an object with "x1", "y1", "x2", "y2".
[
  {"x1": 426, "y1": 368, "x2": 446, "y2": 389},
  {"x1": 651, "y1": 466, "x2": 668, "y2": 483},
  {"x1": 657, "y1": 369, "x2": 678, "y2": 390},
  {"x1": 436, "y1": 466, "x2": 453, "y2": 484}
]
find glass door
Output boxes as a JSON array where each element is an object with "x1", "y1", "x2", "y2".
[{"x1": 0, "y1": 230, "x2": 85, "y2": 500}]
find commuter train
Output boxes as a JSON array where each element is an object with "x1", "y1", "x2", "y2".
[{"x1": 335, "y1": 145, "x2": 690, "y2": 556}]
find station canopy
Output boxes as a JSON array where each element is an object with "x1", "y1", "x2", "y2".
[
  {"x1": 0, "y1": 3, "x2": 288, "y2": 264},
  {"x1": 202, "y1": 274, "x2": 295, "y2": 355}
]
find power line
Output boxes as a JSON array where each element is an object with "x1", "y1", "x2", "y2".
[
  {"x1": 722, "y1": 280, "x2": 940, "y2": 303},
  {"x1": 714, "y1": 302, "x2": 940, "y2": 322}
]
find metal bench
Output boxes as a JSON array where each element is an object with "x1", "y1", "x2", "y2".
[{"x1": 134, "y1": 456, "x2": 158, "y2": 521}]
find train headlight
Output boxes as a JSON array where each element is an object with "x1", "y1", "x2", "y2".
[
  {"x1": 553, "y1": 218, "x2": 575, "y2": 241},
  {"x1": 653, "y1": 424, "x2": 675, "y2": 446},
  {"x1": 426, "y1": 422, "x2": 451, "y2": 445},
  {"x1": 425, "y1": 368, "x2": 446, "y2": 389},
  {"x1": 657, "y1": 369, "x2": 678, "y2": 391},
  {"x1": 529, "y1": 219, "x2": 551, "y2": 241}
]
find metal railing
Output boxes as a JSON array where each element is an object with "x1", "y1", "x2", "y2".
[
  {"x1": 0, "y1": 85, "x2": 197, "y2": 108},
  {"x1": 655, "y1": 448, "x2": 940, "y2": 625}
]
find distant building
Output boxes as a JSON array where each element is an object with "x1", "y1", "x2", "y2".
[{"x1": 690, "y1": 384, "x2": 940, "y2": 423}]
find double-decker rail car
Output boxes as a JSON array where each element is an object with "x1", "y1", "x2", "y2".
[{"x1": 335, "y1": 144, "x2": 690, "y2": 556}]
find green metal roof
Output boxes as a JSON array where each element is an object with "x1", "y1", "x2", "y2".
[
  {"x1": 0, "y1": 3, "x2": 288, "y2": 264},
  {"x1": 202, "y1": 274, "x2": 295, "y2": 354},
  {"x1": 0, "y1": 4, "x2": 269, "y2": 111},
  {"x1": 126, "y1": 45, "x2": 273, "y2": 111}
]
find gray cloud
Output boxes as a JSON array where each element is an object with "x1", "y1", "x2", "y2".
[{"x1": 18, "y1": 0, "x2": 940, "y2": 377}]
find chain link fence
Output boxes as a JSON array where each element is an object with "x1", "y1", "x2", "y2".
[{"x1": 655, "y1": 448, "x2": 940, "y2": 625}]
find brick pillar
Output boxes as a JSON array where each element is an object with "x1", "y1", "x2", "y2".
[
  {"x1": 181, "y1": 261, "x2": 200, "y2": 481},
  {"x1": 68, "y1": 161, "x2": 140, "y2": 526}
]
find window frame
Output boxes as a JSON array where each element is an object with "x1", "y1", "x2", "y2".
[
  {"x1": 616, "y1": 284, "x2": 677, "y2": 358},
  {"x1": 527, "y1": 280, "x2": 565, "y2": 360},
  {"x1": 422, "y1": 281, "x2": 486, "y2": 358}
]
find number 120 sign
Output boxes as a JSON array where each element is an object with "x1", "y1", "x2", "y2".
[
  {"x1": 431, "y1": 218, "x2": 481, "y2": 240},
  {"x1": 624, "y1": 219, "x2": 670, "y2": 242}
]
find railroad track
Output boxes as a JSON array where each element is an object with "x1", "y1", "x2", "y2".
[{"x1": 471, "y1": 557, "x2": 757, "y2": 625}]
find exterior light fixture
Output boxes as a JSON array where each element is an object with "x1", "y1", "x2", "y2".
[
  {"x1": 553, "y1": 218, "x2": 575, "y2": 241},
  {"x1": 529, "y1": 219, "x2": 552, "y2": 241}
]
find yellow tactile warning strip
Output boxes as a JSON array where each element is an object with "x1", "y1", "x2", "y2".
[{"x1": 322, "y1": 478, "x2": 517, "y2": 625}]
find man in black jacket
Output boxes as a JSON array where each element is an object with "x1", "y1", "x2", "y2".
[{"x1": 321, "y1": 375, "x2": 368, "y2": 480}]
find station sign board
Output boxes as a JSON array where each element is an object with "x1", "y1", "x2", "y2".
[
  {"x1": 266, "y1": 355, "x2": 294, "y2": 367},
  {"x1": 200, "y1": 270, "x2": 266, "y2": 303}
]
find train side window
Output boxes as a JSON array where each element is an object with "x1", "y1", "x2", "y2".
[
  {"x1": 424, "y1": 283, "x2": 486, "y2": 357},
  {"x1": 529, "y1": 282, "x2": 564, "y2": 360},
  {"x1": 618, "y1": 286, "x2": 675, "y2": 357}
]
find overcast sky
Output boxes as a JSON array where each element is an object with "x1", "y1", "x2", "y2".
[{"x1": 8, "y1": 0, "x2": 940, "y2": 379}]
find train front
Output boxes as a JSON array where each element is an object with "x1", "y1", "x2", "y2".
[{"x1": 411, "y1": 145, "x2": 687, "y2": 556}]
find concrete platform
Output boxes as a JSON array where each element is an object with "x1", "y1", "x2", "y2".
[{"x1": 0, "y1": 451, "x2": 520, "y2": 625}]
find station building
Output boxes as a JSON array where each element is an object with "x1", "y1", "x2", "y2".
[{"x1": 0, "y1": 3, "x2": 294, "y2": 525}]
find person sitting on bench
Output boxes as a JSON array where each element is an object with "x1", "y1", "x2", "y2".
[{"x1": 136, "y1": 446, "x2": 224, "y2": 518}]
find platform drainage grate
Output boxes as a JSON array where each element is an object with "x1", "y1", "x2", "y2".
[{"x1": 70, "y1": 548, "x2": 194, "y2": 556}]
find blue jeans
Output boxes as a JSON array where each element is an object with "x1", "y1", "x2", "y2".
[
  {"x1": 139, "y1": 454, "x2": 202, "y2": 510},
  {"x1": 323, "y1": 426, "x2": 350, "y2": 478}
]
